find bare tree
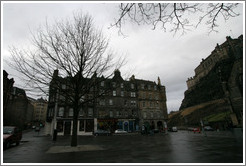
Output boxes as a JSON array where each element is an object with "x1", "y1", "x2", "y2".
[
  {"x1": 9, "y1": 12, "x2": 125, "y2": 147},
  {"x1": 112, "y1": 3, "x2": 240, "y2": 35}
]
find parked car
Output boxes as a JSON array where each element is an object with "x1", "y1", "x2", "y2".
[
  {"x1": 168, "y1": 126, "x2": 178, "y2": 132},
  {"x1": 3, "y1": 126, "x2": 22, "y2": 149},
  {"x1": 193, "y1": 127, "x2": 201, "y2": 133},
  {"x1": 115, "y1": 129, "x2": 127, "y2": 134},
  {"x1": 35, "y1": 126, "x2": 40, "y2": 132},
  {"x1": 204, "y1": 126, "x2": 214, "y2": 131},
  {"x1": 93, "y1": 129, "x2": 111, "y2": 136},
  {"x1": 153, "y1": 129, "x2": 160, "y2": 133}
]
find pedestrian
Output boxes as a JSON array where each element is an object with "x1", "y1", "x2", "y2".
[{"x1": 141, "y1": 125, "x2": 145, "y2": 135}]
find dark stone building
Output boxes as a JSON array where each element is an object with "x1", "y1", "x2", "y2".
[
  {"x1": 46, "y1": 69, "x2": 168, "y2": 136},
  {"x1": 3, "y1": 70, "x2": 14, "y2": 125},
  {"x1": 179, "y1": 35, "x2": 243, "y2": 127},
  {"x1": 3, "y1": 70, "x2": 34, "y2": 129}
]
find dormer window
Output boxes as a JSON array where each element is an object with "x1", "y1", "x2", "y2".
[{"x1": 131, "y1": 84, "x2": 134, "y2": 89}]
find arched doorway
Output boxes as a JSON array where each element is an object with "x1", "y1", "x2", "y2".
[
  {"x1": 123, "y1": 121, "x2": 129, "y2": 132},
  {"x1": 157, "y1": 121, "x2": 163, "y2": 131}
]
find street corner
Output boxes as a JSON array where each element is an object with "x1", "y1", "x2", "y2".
[{"x1": 46, "y1": 145, "x2": 105, "y2": 154}]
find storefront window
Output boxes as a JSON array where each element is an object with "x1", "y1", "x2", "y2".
[
  {"x1": 79, "y1": 120, "x2": 84, "y2": 131},
  {"x1": 57, "y1": 121, "x2": 63, "y2": 132}
]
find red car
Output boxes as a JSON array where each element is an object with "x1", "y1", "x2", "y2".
[
  {"x1": 3, "y1": 126, "x2": 22, "y2": 149},
  {"x1": 193, "y1": 127, "x2": 201, "y2": 133}
]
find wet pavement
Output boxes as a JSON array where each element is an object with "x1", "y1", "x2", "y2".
[{"x1": 2, "y1": 128, "x2": 243, "y2": 164}]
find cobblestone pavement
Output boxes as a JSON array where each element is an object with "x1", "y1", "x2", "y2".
[{"x1": 2, "y1": 128, "x2": 243, "y2": 164}]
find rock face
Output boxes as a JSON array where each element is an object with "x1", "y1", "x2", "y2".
[
  {"x1": 169, "y1": 35, "x2": 243, "y2": 128},
  {"x1": 180, "y1": 59, "x2": 234, "y2": 110}
]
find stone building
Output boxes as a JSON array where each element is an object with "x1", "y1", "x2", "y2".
[
  {"x1": 181, "y1": 35, "x2": 243, "y2": 127},
  {"x1": 135, "y1": 76, "x2": 168, "y2": 131},
  {"x1": 30, "y1": 97, "x2": 48, "y2": 125},
  {"x1": 4, "y1": 86, "x2": 34, "y2": 129},
  {"x1": 3, "y1": 70, "x2": 14, "y2": 125},
  {"x1": 46, "y1": 69, "x2": 168, "y2": 136},
  {"x1": 186, "y1": 35, "x2": 243, "y2": 90}
]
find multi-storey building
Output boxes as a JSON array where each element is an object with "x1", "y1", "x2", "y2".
[
  {"x1": 136, "y1": 76, "x2": 168, "y2": 131},
  {"x1": 30, "y1": 97, "x2": 48, "y2": 124},
  {"x1": 46, "y1": 69, "x2": 168, "y2": 136}
]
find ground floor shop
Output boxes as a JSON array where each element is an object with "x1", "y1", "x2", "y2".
[
  {"x1": 46, "y1": 118, "x2": 140, "y2": 136},
  {"x1": 140, "y1": 119, "x2": 167, "y2": 132}
]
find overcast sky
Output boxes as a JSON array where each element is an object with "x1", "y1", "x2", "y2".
[{"x1": 1, "y1": 2, "x2": 244, "y2": 113}]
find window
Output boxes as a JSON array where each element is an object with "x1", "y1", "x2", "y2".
[
  {"x1": 131, "y1": 101, "x2": 136, "y2": 106},
  {"x1": 124, "y1": 100, "x2": 127, "y2": 106},
  {"x1": 142, "y1": 101, "x2": 145, "y2": 107},
  {"x1": 141, "y1": 84, "x2": 145, "y2": 89},
  {"x1": 154, "y1": 85, "x2": 157, "y2": 90},
  {"x1": 148, "y1": 85, "x2": 151, "y2": 90},
  {"x1": 99, "y1": 100, "x2": 105, "y2": 106},
  {"x1": 110, "y1": 111, "x2": 113, "y2": 117},
  {"x1": 62, "y1": 84, "x2": 66, "y2": 90},
  {"x1": 121, "y1": 83, "x2": 124, "y2": 88},
  {"x1": 80, "y1": 96, "x2": 85, "y2": 102},
  {"x1": 131, "y1": 83, "x2": 134, "y2": 89},
  {"x1": 113, "y1": 91, "x2": 116, "y2": 96},
  {"x1": 131, "y1": 92, "x2": 136, "y2": 97},
  {"x1": 79, "y1": 108, "x2": 84, "y2": 117},
  {"x1": 155, "y1": 94, "x2": 159, "y2": 100},
  {"x1": 57, "y1": 121, "x2": 63, "y2": 132},
  {"x1": 69, "y1": 108, "x2": 73, "y2": 117},
  {"x1": 79, "y1": 120, "x2": 85, "y2": 131},
  {"x1": 149, "y1": 93, "x2": 152, "y2": 99},
  {"x1": 121, "y1": 91, "x2": 124, "y2": 97},
  {"x1": 112, "y1": 82, "x2": 116, "y2": 88},
  {"x1": 109, "y1": 99, "x2": 113, "y2": 105},
  {"x1": 116, "y1": 111, "x2": 119, "y2": 117},
  {"x1": 150, "y1": 112, "x2": 153, "y2": 118},
  {"x1": 58, "y1": 107, "x2": 64, "y2": 117},
  {"x1": 150, "y1": 102, "x2": 153, "y2": 107},
  {"x1": 156, "y1": 101, "x2": 159, "y2": 107},
  {"x1": 59, "y1": 95, "x2": 65, "y2": 101},
  {"x1": 101, "y1": 81, "x2": 104, "y2": 87},
  {"x1": 88, "y1": 108, "x2": 93, "y2": 117},
  {"x1": 125, "y1": 111, "x2": 128, "y2": 117},
  {"x1": 99, "y1": 89, "x2": 105, "y2": 95},
  {"x1": 143, "y1": 92, "x2": 146, "y2": 99},
  {"x1": 143, "y1": 112, "x2": 147, "y2": 118}
]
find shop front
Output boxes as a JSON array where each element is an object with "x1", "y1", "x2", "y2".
[
  {"x1": 117, "y1": 119, "x2": 136, "y2": 132},
  {"x1": 97, "y1": 118, "x2": 118, "y2": 133},
  {"x1": 55, "y1": 118, "x2": 94, "y2": 136}
]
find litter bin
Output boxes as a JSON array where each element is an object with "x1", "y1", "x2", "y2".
[{"x1": 53, "y1": 129, "x2": 57, "y2": 141}]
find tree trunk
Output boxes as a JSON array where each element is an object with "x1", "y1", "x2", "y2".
[{"x1": 71, "y1": 107, "x2": 79, "y2": 147}]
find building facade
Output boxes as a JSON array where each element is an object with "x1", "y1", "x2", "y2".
[
  {"x1": 29, "y1": 97, "x2": 48, "y2": 126},
  {"x1": 46, "y1": 70, "x2": 168, "y2": 136},
  {"x1": 4, "y1": 86, "x2": 34, "y2": 129}
]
